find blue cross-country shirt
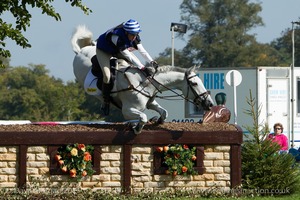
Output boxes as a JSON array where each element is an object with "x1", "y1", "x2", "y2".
[{"x1": 96, "y1": 24, "x2": 141, "y2": 55}]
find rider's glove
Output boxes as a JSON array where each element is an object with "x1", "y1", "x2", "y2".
[
  {"x1": 150, "y1": 60, "x2": 159, "y2": 69},
  {"x1": 143, "y1": 66, "x2": 156, "y2": 77}
]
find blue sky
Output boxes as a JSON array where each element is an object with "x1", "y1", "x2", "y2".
[{"x1": 3, "y1": 0, "x2": 300, "y2": 83}]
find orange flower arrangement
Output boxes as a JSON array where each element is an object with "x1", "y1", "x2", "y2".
[
  {"x1": 55, "y1": 143, "x2": 95, "y2": 180},
  {"x1": 156, "y1": 144, "x2": 198, "y2": 177}
]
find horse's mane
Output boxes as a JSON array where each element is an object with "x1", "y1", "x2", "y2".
[{"x1": 156, "y1": 65, "x2": 187, "y2": 73}]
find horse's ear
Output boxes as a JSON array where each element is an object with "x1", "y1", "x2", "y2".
[
  {"x1": 195, "y1": 65, "x2": 201, "y2": 71},
  {"x1": 188, "y1": 65, "x2": 198, "y2": 73}
]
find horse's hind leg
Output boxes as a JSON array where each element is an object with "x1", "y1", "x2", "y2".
[
  {"x1": 147, "y1": 100, "x2": 168, "y2": 124},
  {"x1": 122, "y1": 107, "x2": 147, "y2": 135}
]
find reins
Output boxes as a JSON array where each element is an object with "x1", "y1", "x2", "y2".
[
  {"x1": 110, "y1": 67, "x2": 153, "y2": 99},
  {"x1": 110, "y1": 67, "x2": 208, "y2": 106}
]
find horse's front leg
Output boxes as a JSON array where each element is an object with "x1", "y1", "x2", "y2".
[
  {"x1": 122, "y1": 107, "x2": 147, "y2": 135},
  {"x1": 147, "y1": 100, "x2": 168, "y2": 124}
]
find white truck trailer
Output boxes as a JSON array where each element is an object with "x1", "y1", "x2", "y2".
[{"x1": 146, "y1": 66, "x2": 300, "y2": 148}]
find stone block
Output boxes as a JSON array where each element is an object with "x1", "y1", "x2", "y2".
[
  {"x1": 204, "y1": 152, "x2": 223, "y2": 160},
  {"x1": 100, "y1": 146, "x2": 110, "y2": 152},
  {"x1": 36, "y1": 153, "x2": 50, "y2": 161},
  {"x1": 0, "y1": 162, "x2": 7, "y2": 168},
  {"x1": 203, "y1": 160, "x2": 213, "y2": 167},
  {"x1": 206, "y1": 181, "x2": 226, "y2": 187},
  {"x1": 0, "y1": 182, "x2": 17, "y2": 188},
  {"x1": 26, "y1": 153, "x2": 35, "y2": 161},
  {"x1": 101, "y1": 153, "x2": 120, "y2": 161},
  {"x1": 81, "y1": 182, "x2": 99, "y2": 188},
  {"x1": 91, "y1": 174, "x2": 110, "y2": 181},
  {"x1": 27, "y1": 168, "x2": 39, "y2": 175},
  {"x1": 131, "y1": 170, "x2": 151, "y2": 176},
  {"x1": 205, "y1": 167, "x2": 223, "y2": 174},
  {"x1": 153, "y1": 175, "x2": 173, "y2": 181},
  {"x1": 111, "y1": 174, "x2": 121, "y2": 181},
  {"x1": 100, "y1": 161, "x2": 110, "y2": 167},
  {"x1": 111, "y1": 161, "x2": 121, "y2": 167},
  {"x1": 7, "y1": 147, "x2": 17, "y2": 153},
  {"x1": 185, "y1": 181, "x2": 206, "y2": 187},
  {"x1": 132, "y1": 175, "x2": 151, "y2": 182},
  {"x1": 110, "y1": 146, "x2": 122, "y2": 153},
  {"x1": 215, "y1": 174, "x2": 230, "y2": 181},
  {"x1": 39, "y1": 167, "x2": 50, "y2": 175},
  {"x1": 193, "y1": 174, "x2": 214, "y2": 181},
  {"x1": 7, "y1": 162, "x2": 16, "y2": 168},
  {"x1": 27, "y1": 146, "x2": 46, "y2": 153},
  {"x1": 0, "y1": 175, "x2": 8, "y2": 182},
  {"x1": 142, "y1": 154, "x2": 153, "y2": 162},
  {"x1": 165, "y1": 181, "x2": 186, "y2": 187},
  {"x1": 214, "y1": 160, "x2": 230, "y2": 167},
  {"x1": 132, "y1": 146, "x2": 151, "y2": 154},
  {"x1": 100, "y1": 167, "x2": 120, "y2": 174},
  {"x1": 27, "y1": 161, "x2": 48, "y2": 168},
  {"x1": 215, "y1": 146, "x2": 230, "y2": 152},
  {"x1": 102, "y1": 181, "x2": 121, "y2": 187},
  {"x1": 131, "y1": 154, "x2": 142, "y2": 162},
  {"x1": 0, "y1": 168, "x2": 16, "y2": 175},
  {"x1": 0, "y1": 154, "x2": 16, "y2": 161},
  {"x1": 0, "y1": 147, "x2": 8, "y2": 153},
  {"x1": 144, "y1": 181, "x2": 165, "y2": 188}
]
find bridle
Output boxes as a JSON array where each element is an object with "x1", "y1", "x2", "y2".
[
  {"x1": 112, "y1": 67, "x2": 210, "y2": 108},
  {"x1": 184, "y1": 72, "x2": 210, "y2": 108}
]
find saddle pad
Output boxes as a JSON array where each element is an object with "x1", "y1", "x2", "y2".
[{"x1": 84, "y1": 69, "x2": 102, "y2": 96}]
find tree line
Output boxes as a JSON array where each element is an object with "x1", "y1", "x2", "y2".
[{"x1": 0, "y1": 64, "x2": 124, "y2": 122}]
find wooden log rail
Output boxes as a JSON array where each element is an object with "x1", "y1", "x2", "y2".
[{"x1": 0, "y1": 125, "x2": 243, "y2": 193}]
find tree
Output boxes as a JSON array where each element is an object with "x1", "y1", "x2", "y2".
[
  {"x1": 270, "y1": 27, "x2": 300, "y2": 67},
  {"x1": 242, "y1": 91, "x2": 300, "y2": 195},
  {"x1": 0, "y1": 64, "x2": 86, "y2": 121},
  {"x1": 177, "y1": 0, "x2": 273, "y2": 68},
  {"x1": 0, "y1": 0, "x2": 92, "y2": 68}
]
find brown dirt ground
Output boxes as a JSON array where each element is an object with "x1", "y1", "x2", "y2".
[{"x1": 0, "y1": 122, "x2": 238, "y2": 132}]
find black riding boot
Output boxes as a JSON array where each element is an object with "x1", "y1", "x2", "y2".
[{"x1": 101, "y1": 83, "x2": 112, "y2": 116}]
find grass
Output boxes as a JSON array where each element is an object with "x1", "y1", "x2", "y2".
[{"x1": 1, "y1": 187, "x2": 300, "y2": 200}]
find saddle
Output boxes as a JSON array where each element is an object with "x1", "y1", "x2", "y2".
[{"x1": 90, "y1": 55, "x2": 114, "y2": 91}]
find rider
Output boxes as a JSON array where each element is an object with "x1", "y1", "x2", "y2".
[{"x1": 96, "y1": 19, "x2": 158, "y2": 115}]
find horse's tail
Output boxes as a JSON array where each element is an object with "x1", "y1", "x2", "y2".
[{"x1": 71, "y1": 25, "x2": 94, "y2": 54}]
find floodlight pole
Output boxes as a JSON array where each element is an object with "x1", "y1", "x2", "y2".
[
  {"x1": 291, "y1": 21, "x2": 300, "y2": 147},
  {"x1": 171, "y1": 26, "x2": 175, "y2": 67},
  {"x1": 170, "y1": 23, "x2": 187, "y2": 67}
]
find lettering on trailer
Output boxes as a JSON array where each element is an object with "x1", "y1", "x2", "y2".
[{"x1": 202, "y1": 73, "x2": 225, "y2": 90}]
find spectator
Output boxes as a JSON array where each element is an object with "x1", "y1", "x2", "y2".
[{"x1": 267, "y1": 123, "x2": 288, "y2": 153}]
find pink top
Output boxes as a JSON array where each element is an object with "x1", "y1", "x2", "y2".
[{"x1": 268, "y1": 133, "x2": 288, "y2": 150}]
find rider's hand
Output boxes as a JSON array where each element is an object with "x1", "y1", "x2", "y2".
[
  {"x1": 150, "y1": 61, "x2": 159, "y2": 69},
  {"x1": 143, "y1": 66, "x2": 155, "y2": 77}
]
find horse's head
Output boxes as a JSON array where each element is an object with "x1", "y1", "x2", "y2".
[{"x1": 184, "y1": 66, "x2": 214, "y2": 110}]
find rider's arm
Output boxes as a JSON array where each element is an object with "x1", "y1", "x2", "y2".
[
  {"x1": 111, "y1": 35, "x2": 145, "y2": 69},
  {"x1": 120, "y1": 49, "x2": 145, "y2": 69},
  {"x1": 136, "y1": 43, "x2": 153, "y2": 63}
]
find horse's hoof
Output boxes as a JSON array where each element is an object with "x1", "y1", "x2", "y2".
[
  {"x1": 157, "y1": 117, "x2": 165, "y2": 124},
  {"x1": 133, "y1": 129, "x2": 141, "y2": 135},
  {"x1": 148, "y1": 116, "x2": 159, "y2": 123},
  {"x1": 132, "y1": 122, "x2": 145, "y2": 135},
  {"x1": 148, "y1": 116, "x2": 164, "y2": 125}
]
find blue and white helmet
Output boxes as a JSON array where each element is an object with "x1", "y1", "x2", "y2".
[{"x1": 123, "y1": 19, "x2": 142, "y2": 35}]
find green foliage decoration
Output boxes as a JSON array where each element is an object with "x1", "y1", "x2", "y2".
[
  {"x1": 156, "y1": 144, "x2": 198, "y2": 176},
  {"x1": 55, "y1": 143, "x2": 95, "y2": 181}
]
